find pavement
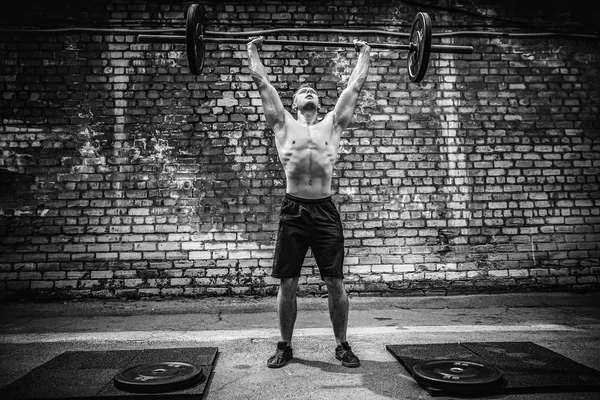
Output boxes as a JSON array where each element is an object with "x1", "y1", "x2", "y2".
[{"x1": 1, "y1": 291, "x2": 600, "y2": 400}]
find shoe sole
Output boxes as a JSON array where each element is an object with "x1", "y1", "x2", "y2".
[
  {"x1": 267, "y1": 357, "x2": 293, "y2": 368},
  {"x1": 336, "y1": 355, "x2": 360, "y2": 368}
]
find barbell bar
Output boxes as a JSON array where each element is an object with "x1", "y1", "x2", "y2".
[
  {"x1": 137, "y1": 4, "x2": 474, "y2": 82},
  {"x1": 138, "y1": 35, "x2": 473, "y2": 53}
]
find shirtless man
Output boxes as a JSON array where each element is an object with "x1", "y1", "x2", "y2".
[{"x1": 247, "y1": 36, "x2": 371, "y2": 368}]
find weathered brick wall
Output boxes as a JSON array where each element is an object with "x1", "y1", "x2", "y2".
[{"x1": 1, "y1": 0, "x2": 599, "y2": 299}]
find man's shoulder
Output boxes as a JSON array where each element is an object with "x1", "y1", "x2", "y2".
[
  {"x1": 317, "y1": 112, "x2": 335, "y2": 125},
  {"x1": 270, "y1": 109, "x2": 294, "y2": 132}
]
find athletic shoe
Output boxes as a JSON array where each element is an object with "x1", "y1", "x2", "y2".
[
  {"x1": 267, "y1": 341, "x2": 293, "y2": 368},
  {"x1": 335, "y1": 341, "x2": 360, "y2": 368}
]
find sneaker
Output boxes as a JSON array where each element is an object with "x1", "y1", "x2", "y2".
[
  {"x1": 267, "y1": 341, "x2": 293, "y2": 368},
  {"x1": 335, "y1": 341, "x2": 360, "y2": 368}
]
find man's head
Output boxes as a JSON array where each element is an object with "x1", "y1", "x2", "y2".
[{"x1": 292, "y1": 84, "x2": 319, "y2": 112}]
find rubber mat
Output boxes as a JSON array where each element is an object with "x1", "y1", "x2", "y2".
[
  {"x1": 0, "y1": 347, "x2": 218, "y2": 399},
  {"x1": 386, "y1": 341, "x2": 600, "y2": 396}
]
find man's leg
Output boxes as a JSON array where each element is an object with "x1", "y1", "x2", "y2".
[
  {"x1": 324, "y1": 276, "x2": 360, "y2": 367},
  {"x1": 277, "y1": 277, "x2": 300, "y2": 345},
  {"x1": 323, "y1": 276, "x2": 348, "y2": 344},
  {"x1": 267, "y1": 277, "x2": 299, "y2": 368}
]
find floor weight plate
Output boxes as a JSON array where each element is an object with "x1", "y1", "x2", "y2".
[
  {"x1": 114, "y1": 362, "x2": 204, "y2": 393},
  {"x1": 413, "y1": 360, "x2": 503, "y2": 392}
]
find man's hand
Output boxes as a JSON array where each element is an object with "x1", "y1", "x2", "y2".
[
  {"x1": 248, "y1": 36, "x2": 264, "y2": 50},
  {"x1": 353, "y1": 39, "x2": 370, "y2": 53}
]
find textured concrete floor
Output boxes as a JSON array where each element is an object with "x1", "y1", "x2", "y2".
[{"x1": 1, "y1": 292, "x2": 599, "y2": 400}]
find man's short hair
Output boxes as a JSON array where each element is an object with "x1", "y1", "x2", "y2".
[{"x1": 295, "y1": 83, "x2": 314, "y2": 93}]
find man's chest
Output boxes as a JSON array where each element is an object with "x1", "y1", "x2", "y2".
[{"x1": 284, "y1": 120, "x2": 333, "y2": 151}]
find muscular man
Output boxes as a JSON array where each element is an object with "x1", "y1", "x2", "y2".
[{"x1": 247, "y1": 36, "x2": 371, "y2": 368}]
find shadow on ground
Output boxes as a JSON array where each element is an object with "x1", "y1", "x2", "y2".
[{"x1": 292, "y1": 358, "x2": 420, "y2": 398}]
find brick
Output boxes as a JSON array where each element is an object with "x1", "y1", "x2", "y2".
[
  {"x1": 31, "y1": 281, "x2": 54, "y2": 289},
  {"x1": 206, "y1": 268, "x2": 230, "y2": 277},
  {"x1": 91, "y1": 271, "x2": 114, "y2": 279},
  {"x1": 119, "y1": 253, "x2": 142, "y2": 260},
  {"x1": 371, "y1": 265, "x2": 394, "y2": 274},
  {"x1": 349, "y1": 265, "x2": 371, "y2": 274},
  {"x1": 43, "y1": 271, "x2": 66, "y2": 280},
  {"x1": 170, "y1": 278, "x2": 192, "y2": 286},
  {"x1": 19, "y1": 272, "x2": 43, "y2": 280},
  {"x1": 189, "y1": 251, "x2": 211, "y2": 260},
  {"x1": 55, "y1": 280, "x2": 78, "y2": 289},
  {"x1": 79, "y1": 280, "x2": 100, "y2": 289},
  {"x1": 182, "y1": 242, "x2": 204, "y2": 250}
]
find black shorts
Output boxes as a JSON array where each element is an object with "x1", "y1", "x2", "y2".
[{"x1": 272, "y1": 194, "x2": 345, "y2": 280}]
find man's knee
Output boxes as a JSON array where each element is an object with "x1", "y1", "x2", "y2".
[
  {"x1": 279, "y1": 277, "x2": 299, "y2": 298},
  {"x1": 323, "y1": 276, "x2": 346, "y2": 296}
]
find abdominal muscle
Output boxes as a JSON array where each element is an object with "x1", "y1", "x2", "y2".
[{"x1": 276, "y1": 118, "x2": 339, "y2": 199}]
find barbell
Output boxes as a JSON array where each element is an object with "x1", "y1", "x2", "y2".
[{"x1": 138, "y1": 4, "x2": 474, "y2": 82}]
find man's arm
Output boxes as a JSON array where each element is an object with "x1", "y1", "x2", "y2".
[
  {"x1": 247, "y1": 36, "x2": 287, "y2": 132},
  {"x1": 332, "y1": 40, "x2": 371, "y2": 130}
]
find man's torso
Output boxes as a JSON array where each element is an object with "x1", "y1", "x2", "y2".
[{"x1": 274, "y1": 112, "x2": 342, "y2": 199}]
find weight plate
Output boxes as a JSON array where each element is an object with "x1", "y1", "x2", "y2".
[
  {"x1": 412, "y1": 360, "x2": 503, "y2": 392},
  {"x1": 186, "y1": 3, "x2": 206, "y2": 75},
  {"x1": 407, "y1": 12, "x2": 432, "y2": 83},
  {"x1": 114, "y1": 362, "x2": 204, "y2": 393}
]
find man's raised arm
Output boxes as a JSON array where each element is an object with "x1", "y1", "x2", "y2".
[
  {"x1": 247, "y1": 36, "x2": 287, "y2": 132},
  {"x1": 332, "y1": 40, "x2": 371, "y2": 130}
]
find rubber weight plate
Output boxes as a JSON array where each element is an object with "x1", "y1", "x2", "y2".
[
  {"x1": 186, "y1": 3, "x2": 206, "y2": 75},
  {"x1": 407, "y1": 12, "x2": 432, "y2": 82},
  {"x1": 114, "y1": 362, "x2": 204, "y2": 393},
  {"x1": 412, "y1": 360, "x2": 503, "y2": 392}
]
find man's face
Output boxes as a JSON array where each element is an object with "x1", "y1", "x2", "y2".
[{"x1": 293, "y1": 86, "x2": 319, "y2": 111}]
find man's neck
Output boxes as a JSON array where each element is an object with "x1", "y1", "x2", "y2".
[{"x1": 296, "y1": 109, "x2": 318, "y2": 126}]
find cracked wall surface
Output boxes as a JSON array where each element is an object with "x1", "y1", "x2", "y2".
[{"x1": 0, "y1": 0, "x2": 599, "y2": 298}]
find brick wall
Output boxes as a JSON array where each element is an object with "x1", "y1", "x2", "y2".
[{"x1": 1, "y1": 0, "x2": 599, "y2": 299}]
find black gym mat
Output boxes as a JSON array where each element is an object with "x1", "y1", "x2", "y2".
[
  {"x1": 386, "y1": 341, "x2": 600, "y2": 396},
  {"x1": 0, "y1": 347, "x2": 218, "y2": 400}
]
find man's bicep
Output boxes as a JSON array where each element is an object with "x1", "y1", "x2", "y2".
[
  {"x1": 333, "y1": 87, "x2": 360, "y2": 129},
  {"x1": 258, "y1": 83, "x2": 286, "y2": 130}
]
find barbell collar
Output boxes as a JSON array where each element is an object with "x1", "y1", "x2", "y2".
[{"x1": 137, "y1": 34, "x2": 473, "y2": 54}]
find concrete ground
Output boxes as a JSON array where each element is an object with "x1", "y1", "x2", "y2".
[{"x1": 1, "y1": 292, "x2": 599, "y2": 400}]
